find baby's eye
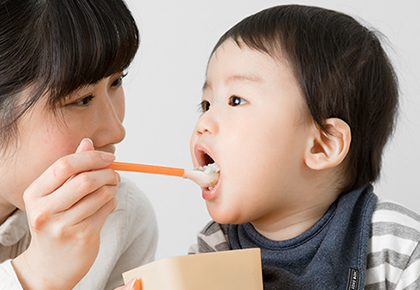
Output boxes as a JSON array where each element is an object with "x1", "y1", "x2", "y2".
[
  {"x1": 200, "y1": 100, "x2": 211, "y2": 112},
  {"x1": 228, "y1": 95, "x2": 248, "y2": 106}
]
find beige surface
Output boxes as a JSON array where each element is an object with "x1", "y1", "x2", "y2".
[{"x1": 122, "y1": 248, "x2": 263, "y2": 290}]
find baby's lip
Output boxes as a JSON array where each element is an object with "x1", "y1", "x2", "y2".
[{"x1": 194, "y1": 144, "x2": 216, "y2": 168}]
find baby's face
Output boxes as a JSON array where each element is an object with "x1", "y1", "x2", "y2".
[{"x1": 190, "y1": 39, "x2": 315, "y2": 227}]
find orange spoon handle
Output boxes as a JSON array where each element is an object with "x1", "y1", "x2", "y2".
[{"x1": 108, "y1": 162, "x2": 185, "y2": 177}]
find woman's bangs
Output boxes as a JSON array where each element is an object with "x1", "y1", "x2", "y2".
[{"x1": 44, "y1": 0, "x2": 139, "y2": 103}]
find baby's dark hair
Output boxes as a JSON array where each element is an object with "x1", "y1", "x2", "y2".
[
  {"x1": 0, "y1": 0, "x2": 139, "y2": 153},
  {"x1": 212, "y1": 5, "x2": 399, "y2": 193}
]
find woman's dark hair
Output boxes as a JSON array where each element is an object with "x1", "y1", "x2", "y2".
[
  {"x1": 0, "y1": 0, "x2": 139, "y2": 153},
  {"x1": 212, "y1": 5, "x2": 399, "y2": 193}
]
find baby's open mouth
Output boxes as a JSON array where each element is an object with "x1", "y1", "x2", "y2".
[
  {"x1": 197, "y1": 151, "x2": 215, "y2": 168},
  {"x1": 191, "y1": 148, "x2": 220, "y2": 189}
]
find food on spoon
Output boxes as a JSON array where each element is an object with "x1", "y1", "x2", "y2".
[{"x1": 183, "y1": 163, "x2": 220, "y2": 188}]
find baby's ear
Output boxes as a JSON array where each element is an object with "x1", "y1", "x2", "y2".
[{"x1": 304, "y1": 118, "x2": 351, "y2": 170}]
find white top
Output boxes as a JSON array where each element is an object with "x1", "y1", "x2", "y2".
[{"x1": 0, "y1": 178, "x2": 158, "y2": 290}]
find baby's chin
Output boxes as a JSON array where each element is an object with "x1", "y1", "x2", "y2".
[{"x1": 207, "y1": 204, "x2": 249, "y2": 226}]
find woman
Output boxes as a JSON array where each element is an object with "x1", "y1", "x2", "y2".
[{"x1": 0, "y1": 0, "x2": 157, "y2": 289}]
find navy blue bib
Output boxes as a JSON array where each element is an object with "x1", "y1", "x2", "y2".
[{"x1": 229, "y1": 185, "x2": 377, "y2": 290}]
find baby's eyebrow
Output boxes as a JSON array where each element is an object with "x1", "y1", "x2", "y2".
[
  {"x1": 202, "y1": 74, "x2": 262, "y2": 91},
  {"x1": 225, "y1": 74, "x2": 262, "y2": 84}
]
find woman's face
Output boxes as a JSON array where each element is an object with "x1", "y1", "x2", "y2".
[{"x1": 0, "y1": 73, "x2": 126, "y2": 211}]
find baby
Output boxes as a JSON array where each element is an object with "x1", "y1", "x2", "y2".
[{"x1": 189, "y1": 4, "x2": 420, "y2": 289}]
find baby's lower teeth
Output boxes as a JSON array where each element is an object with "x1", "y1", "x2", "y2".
[{"x1": 208, "y1": 186, "x2": 214, "y2": 190}]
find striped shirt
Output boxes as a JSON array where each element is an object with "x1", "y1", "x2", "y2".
[
  {"x1": 365, "y1": 201, "x2": 420, "y2": 289},
  {"x1": 189, "y1": 200, "x2": 420, "y2": 289}
]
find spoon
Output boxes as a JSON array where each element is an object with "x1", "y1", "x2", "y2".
[{"x1": 108, "y1": 162, "x2": 219, "y2": 188}]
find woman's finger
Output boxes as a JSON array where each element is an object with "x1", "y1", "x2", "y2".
[
  {"x1": 47, "y1": 168, "x2": 120, "y2": 213},
  {"x1": 71, "y1": 196, "x2": 118, "y2": 238},
  {"x1": 25, "y1": 150, "x2": 115, "y2": 199},
  {"x1": 61, "y1": 184, "x2": 119, "y2": 225},
  {"x1": 76, "y1": 138, "x2": 95, "y2": 153}
]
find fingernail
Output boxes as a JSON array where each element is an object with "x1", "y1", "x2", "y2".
[
  {"x1": 81, "y1": 138, "x2": 93, "y2": 145},
  {"x1": 76, "y1": 138, "x2": 94, "y2": 153},
  {"x1": 101, "y1": 152, "x2": 115, "y2": 162}
]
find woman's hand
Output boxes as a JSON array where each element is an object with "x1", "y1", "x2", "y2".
[{"x1": 12, "y1": 139, "x2": 120, "y2": 290}]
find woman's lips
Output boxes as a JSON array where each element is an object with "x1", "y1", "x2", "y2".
[{"x1": 96, "y1": 145, "x2": 116, "y2": 154}]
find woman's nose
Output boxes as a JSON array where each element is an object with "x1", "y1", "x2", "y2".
[{"x1": 92, "y1": 93, "x2": 126, "y2": 149}]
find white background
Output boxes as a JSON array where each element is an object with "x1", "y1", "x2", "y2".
[{"x1": 117, "y1": 0, "x2": 420, "y2": 261}]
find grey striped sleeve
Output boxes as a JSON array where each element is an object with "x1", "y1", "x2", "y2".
[
  {"x1": 374, "y1": 201, "x2": 420, "y2": 223},
  {"x1": 188, "y1": 221, "x2": 230, "y2": 255},
  {"x1": 365, "y1": 200, "x2": 420, "y2": 289}
]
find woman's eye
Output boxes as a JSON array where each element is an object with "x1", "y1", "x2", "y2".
[
  {"x1": 111, "y1": 73, "x2": 127, "y2": 87},
  {"x1": 73, "y1": 95, "x2": 94, "y2": 106},
  {"x1": 200, "y1": 100, "x2": 211, "y2": 112},
  {"x1": 228, "y1": 95, "x2": 248, "y2": 106},
  {"x1": 111, "y1": 77, "x2": 122, "y2": 87}
]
